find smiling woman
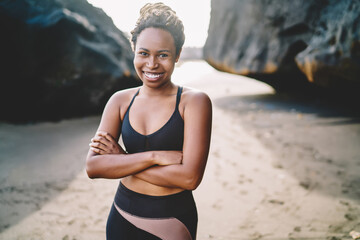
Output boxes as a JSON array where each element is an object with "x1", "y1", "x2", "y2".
[
  {"x1": 134, "y1": 28, "x2": 180, "y2": 87},
  {"x1": 86, "y1": 2, "x2": 212, "y2": 240}
]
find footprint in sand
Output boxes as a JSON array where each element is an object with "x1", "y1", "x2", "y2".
[
  {"x1": 212, "y1": 150, "x2": 220, "y2": 158},
  {"x1": 239, "y1": 190, "x2": 248, "y2": 195},
  {"x1": 211, "y1": 201, "x2": 223, "y2": 210}
]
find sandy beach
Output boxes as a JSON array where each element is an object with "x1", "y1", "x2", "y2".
[{"x1": 1, "y1": 60, "x2": 359, "y2": 240}]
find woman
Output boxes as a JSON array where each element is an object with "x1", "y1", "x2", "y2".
[{"x1": 86, "y1": 3, "x2": 212, "y2": 240}]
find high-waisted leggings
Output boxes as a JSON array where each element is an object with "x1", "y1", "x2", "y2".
[{"x1": 106, "y1": 182, "x2": 198, "y2": 240}]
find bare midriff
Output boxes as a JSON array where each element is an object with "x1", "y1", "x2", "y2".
[{"x1": 121, "y1": 176, "x2": 184, "y2": 196}]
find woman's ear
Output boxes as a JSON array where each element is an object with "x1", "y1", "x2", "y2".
[{"x1": 175, "y1": 48, "x2": 182, "y2": 63}]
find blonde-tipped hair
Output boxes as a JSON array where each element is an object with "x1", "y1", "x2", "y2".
[{"x1": 131, "y1": 2, "x2": 185, "y2": 56}]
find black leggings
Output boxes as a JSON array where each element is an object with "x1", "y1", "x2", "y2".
[{"x1": 106, "y1": 182, "x2": 198, "y2": 240}]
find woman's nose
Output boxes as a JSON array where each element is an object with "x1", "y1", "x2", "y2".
[{"x1": 146, "y1": 56, "x2": 158, "y2": 68}]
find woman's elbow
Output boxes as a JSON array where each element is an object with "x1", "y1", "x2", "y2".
[
  {"x1": 184, "y1": 183, "x2": 198, "y2": 191},
  {"x1": 183, "y1": 175, "x2": 202, "y2": 191},
  {"x1": 86, "y1": 157, "x2": 100, "y2": 179},
  {"x1": 86, "y1": 167, "x2": 97, "y2": 179}
]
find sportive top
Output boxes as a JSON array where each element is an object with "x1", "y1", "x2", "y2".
[{"x1": 121, "y1": 86, "x2": 184, "y2": 153}]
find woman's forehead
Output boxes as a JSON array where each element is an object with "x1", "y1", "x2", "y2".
[{"x1": 136, "y1": 28, "x2": 176, "y2": 51}]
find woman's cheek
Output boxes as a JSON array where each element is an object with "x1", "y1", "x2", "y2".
[{"x1": 133, "y1": 57, "x2": 143, "y2": 74}]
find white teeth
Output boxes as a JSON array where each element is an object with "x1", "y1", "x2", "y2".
[{"x1": 144, "y1": 72, "x2": 163, "y2": 79}]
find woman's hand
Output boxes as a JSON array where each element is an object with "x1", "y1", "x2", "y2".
[
  {"x1": 153, "y1": 151, "x2": 183, "y2": 166},
  {"x1": 90, "y1": 131, "x2": 126, "y2": 155}
]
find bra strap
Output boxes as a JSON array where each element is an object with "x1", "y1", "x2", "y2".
[
  {"x1": 126, "y1": 88, "x2": 140, "y2": 112},
  {"x1": 175, "y1": 86, "x2": 183, "y2": 108}
]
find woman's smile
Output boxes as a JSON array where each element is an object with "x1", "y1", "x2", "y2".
[{"x1": 143, "y1": 71, "x2": 165, "y2": 81}]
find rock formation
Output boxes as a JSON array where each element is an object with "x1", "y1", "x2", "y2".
[
  {"x1": 0, "y1": 0, "x2": 139, "y2": 122},
  {"x1": 204, "y1": 0, "x2": 360, "y2": 93}
]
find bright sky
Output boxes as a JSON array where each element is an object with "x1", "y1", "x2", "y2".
[{"x1": 87, "y1": 0, "x2": 211, "y2": 47}]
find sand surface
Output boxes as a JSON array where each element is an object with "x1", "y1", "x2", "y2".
[{"x1": 1, "y1": 61, "x2": 360, "y2": 240}]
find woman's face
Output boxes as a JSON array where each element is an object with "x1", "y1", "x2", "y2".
[{"x1": 133, "y1": 27, "x2": 180, "y2": 88}]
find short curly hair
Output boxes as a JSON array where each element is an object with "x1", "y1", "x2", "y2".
[{"x1": 131, "y1": 2, "x2": 185, "y2": 56}]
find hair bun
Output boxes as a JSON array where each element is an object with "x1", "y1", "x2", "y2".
[
  {"x1": 139, "y1": 3, "x2": 175, "y2": 18},
  {"x1": 131, "y1": 2, "x2": 185, "y2": 56}
]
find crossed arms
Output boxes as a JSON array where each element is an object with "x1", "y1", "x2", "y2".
[{"x1": 86, "y1": 89, "x2": 212, "y2": 190}]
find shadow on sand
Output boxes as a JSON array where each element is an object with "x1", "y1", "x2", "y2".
[
  {"x1": 0, "y1": 117, "x2": 100, "y2": 232},
  {"x1": 215, "y1": 92, "x2": 360, "y2": 205}
]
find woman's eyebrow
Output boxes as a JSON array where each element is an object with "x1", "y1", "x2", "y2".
[{"x1": 138, "y1": 48, "x2": 171, "y2": 53}]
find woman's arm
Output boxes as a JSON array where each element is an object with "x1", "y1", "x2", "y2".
[
  {"x1": 85, "y1": 90, "x2": 182, "y2": 179},
  {"x1": 87, "y1": 131, "x2": 182, "y2": 179},
  {"x1": 134, "y1": 91, "x2": 212, "y2": 190},
  {"x1": 86, "y1": 148, "x2": 155, "y2": 179}
]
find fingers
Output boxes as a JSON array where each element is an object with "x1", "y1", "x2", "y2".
[
  {"x1": 153, "y1": 151, "x2": 183, "y2": 166},
  {"x1": 97, "y1": 131, "x2": 115, "y2": 142},
  {"x1": 89, "y1": 132, "x2": 109, "y2": 155},
  {"x1": 90, "y1": 146, "x2": 105, "y2": 155},
  {"x1": 92, "y1": 131, "x2": 114, "y2": 145},
  {"x1": 89, "y1": 141, "x2": 106, "y2": 151},
  {"x1": 91, "y1": 136, "x2": 108, "y2": 147},
  {"x1": 90, "y1": 131, "x2": 120, "y2": 155}
]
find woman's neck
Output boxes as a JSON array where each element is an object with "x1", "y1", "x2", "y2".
[{"x1": 140, "y1": 82, "x2": 177, "y2": 97}]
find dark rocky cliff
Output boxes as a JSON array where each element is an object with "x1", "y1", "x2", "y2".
[
  {"x1": 204, "y1": 0, "x2": 360, "y2": 93},
  {"x1": 0, "y1": 0, "x2": 139, "y2": 122}
]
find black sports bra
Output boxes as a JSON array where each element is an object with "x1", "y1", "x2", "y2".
[{"x1": 121, "y1": 87, "x2": 184, "y2": 153}]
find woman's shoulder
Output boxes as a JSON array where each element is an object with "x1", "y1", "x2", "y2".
[
  {"x1": 103, "y1": 87, "x2": 141, "y2": 113},
  {"x1": 108, "y1": 87, "x2": 141, "y2": 103},
  {"x1": 113, "y1": 86, "x2": 141, "y2": 97},
  {"x1": 179, "y1": 86, "x2": 212, "y2": 121},
  {"x1": 179, "y1": 86, "x2": 212, "y2": 114},
  {"x1": 181, "y1": 86, "x2": 211, "y2": 104}
]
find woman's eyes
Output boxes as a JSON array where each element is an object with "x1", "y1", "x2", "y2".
[{"x1": 137, "y1": 52, "x2": 169, "y2": 58}]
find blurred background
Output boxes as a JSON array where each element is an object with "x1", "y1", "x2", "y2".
[
  {"x1": 87, "y1": 0, "x2": 211, "y2": 48},
  {"x1": 1, "y1": 0, "x2": 360, "y2": 239}
]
